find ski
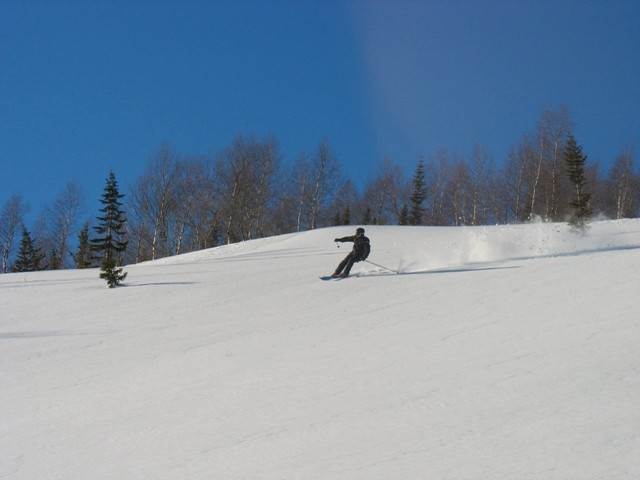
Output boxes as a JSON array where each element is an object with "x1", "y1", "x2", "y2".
[{"x1": 319, "y1": 275, "x2": 352, "y2": 281}]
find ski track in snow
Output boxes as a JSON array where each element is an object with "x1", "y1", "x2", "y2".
[{"x1": 2, "y1": 220, "x2": 640, "y2": 479}]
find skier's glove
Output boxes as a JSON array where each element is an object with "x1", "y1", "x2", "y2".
[{"x1": 334, "y1": 238, "x2": 339, "y2": 242}]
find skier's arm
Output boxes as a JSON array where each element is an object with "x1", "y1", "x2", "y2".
[{"x1": 334, "y1": 235, "x2": 355, "y2": 243}]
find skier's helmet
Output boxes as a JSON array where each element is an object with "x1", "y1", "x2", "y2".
[{"x1": 356, "y1": 227, "x2": 365, "y2": 235}]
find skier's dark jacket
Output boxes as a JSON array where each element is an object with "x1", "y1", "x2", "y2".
[{"x1": 335, "y1": 234, "x2": 370, "y2": 261}]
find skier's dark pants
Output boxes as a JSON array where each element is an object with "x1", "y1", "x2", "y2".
[{"x1": 336, "y1": 253, "x2": 359, "y2": 276}]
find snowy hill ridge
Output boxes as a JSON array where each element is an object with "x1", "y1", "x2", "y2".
[{"x1": 2, "y1": 220, "x2": 640, "y2": 479}]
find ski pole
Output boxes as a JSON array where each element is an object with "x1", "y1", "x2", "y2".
[{"x1": 364, "y1": 259, "x2": 399, "y2": 274}]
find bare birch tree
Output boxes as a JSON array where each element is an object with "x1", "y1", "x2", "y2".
[
  {"x1": 249, "y1": 136, "x2": 280, "y2": 238},
  {"x1": 426, "y1": 150, "x2": 453, "y2": 225},
  {"x1": 308, "y1": 139, "x2": 341, "y2": 230},
  {"x1": 538, "y1": 106, "x2": 573, "y2": 220},
  {"x1": 174, "y1": 156, "x2": 219, "y2": 252},
  {"x1": 129, "y1": 144, "x2": 180, "y2": 260},
  {"x1": 605, "y1": 150, "x2": 638, "y2": 219},
  {"x1": 361, "y1": 157, "x2": 407, "y2": 225},
  {"x1": 509, "y1": 107, "x2": 573, "y2": 222},
  {"x1": 291, "y1": 154, "x2": 312, "y2": 232},
  {"x1": 468, "y1": 145, "x2": 494, "y2": 225},
  {"x1": 216, "y1": 135, "x2": 281, "y2": 242},
  {"x1": 449, "y1": 156, "x2": 470, "y2": 226},
  {"x1": 47, "y1": 180, "x2": 85, "y2": 268},
  {"x1": 0, "y1": 195, "x2": 29, "y2": 273}
]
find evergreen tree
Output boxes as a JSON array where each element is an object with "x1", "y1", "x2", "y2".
[
  {"x1": 362, "y1": 206, "x2": 372, "y2": 225},
  {"x1": 332, "y1": 210, "x2": 342, "y2": 226},
  {"x1": 48, "y1": 248, "x2": 62, "y2": 270},
  {"x1": 341, "y1": 204, "x2": 351, "y2": 225},
  {"x1": 72, "y1": 223, "x2": 93, "y2": 268},
  {"x1": 99, "y1": 257, "x2": 127, "y2": 288},
  {"x1": 398, "y1": 204, "x2": 409, "y2": 225},
  {"x1": 409, "y1": 159, "x2": 428, "y2": 225},
  {"x1": 92, "y1": 172, "x2": 128, "y2": 287},
  {"x1": 564, "y1": 135, "x2": 592, "y2": 231},
  {"x1": 11, "y1": 226, "x2": 46, "y2": 272}
]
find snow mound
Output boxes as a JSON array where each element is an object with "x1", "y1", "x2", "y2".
[{"x1": 2, "y1": 220, "x2": 640, "y2": 479}]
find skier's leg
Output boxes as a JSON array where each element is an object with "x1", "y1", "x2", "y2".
[
  {"x1": 343, "y1": 255, "x2": 357, "y2": 276},
  {"x1": 333, "y1": 255, "x2": 351, "y2": 275}
]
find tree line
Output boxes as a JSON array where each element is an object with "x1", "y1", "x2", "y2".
[{"x1": 1, "y1": 106, "x2": 638, "y2": 273}]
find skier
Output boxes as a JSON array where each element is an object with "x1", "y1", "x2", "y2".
[{"x1": 331, "y1": 227, "x2": 370, "y2": 278}]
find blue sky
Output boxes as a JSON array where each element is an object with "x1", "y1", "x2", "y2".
[{"x1": 1, "y1": 0, "x2": 639, "y2": 224}]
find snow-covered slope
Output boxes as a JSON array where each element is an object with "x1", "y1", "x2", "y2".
[{"x1": 2, "y1": 220, "x2": 640, "y2": 479}]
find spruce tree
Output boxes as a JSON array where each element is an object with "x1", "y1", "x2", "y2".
[
  {"x1": 409, "y1": 159, "x2": 428, "y2": 225},
  {"x1": 48, "y1": 248, "x2": 62, "y2": 270},
  {"x1": 72, "y1": 223, "x2": 93, "y2": 268},
  {"x1": 11, "y1": 226, "x2": 46, "y2": 272},
  {"x1": 362, "y1": 206, "x2": 372, "y2": 225},
  {"x1": 332, "y1": 210, "x2": 342, "y2": 226},
  {"x1": 399, "y1": 204, "x2": 409, "y2": 225},
  {"x1": 92, "y1": 172, "x2": 128, "y2": 287},
  {"x1": 564, "y1": 135, "x2": 592, "y2": 232},
  {"x1": 341, "y1": 204, "x2": 351, "y2": 225},
  {"x1": 333, "y1": 205, "x2": 350, "y2": 226}
]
